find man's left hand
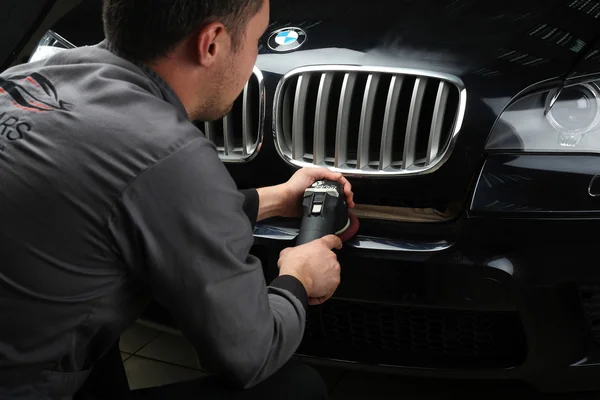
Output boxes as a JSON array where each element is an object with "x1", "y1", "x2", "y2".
[{"x1": 279, "y1": 167, "x2": 355, "y2": 218}]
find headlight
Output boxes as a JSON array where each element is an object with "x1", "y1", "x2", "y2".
[
  {"x1": 486, "y1": 78, "x2": 600, "y2": 152},
  {"x1": 29, "y1": 31, "x2": 75, "y2": 63}
]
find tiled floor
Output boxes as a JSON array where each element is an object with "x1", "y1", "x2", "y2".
[
  {"x1": 120, "y1": 322, "x2": 600, "y2": 399},
  {"x1": 120, "y1": 323, "x2": 207, "y2": 390}
]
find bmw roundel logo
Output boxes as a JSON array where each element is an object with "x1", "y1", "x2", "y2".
[{"x1": 267, "y1": 27, "x2": 307, "y2": 52}]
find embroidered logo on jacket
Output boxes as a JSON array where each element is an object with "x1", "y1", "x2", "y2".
[
  {"x1": 0, "y1": 73, "x2": 72, "y2": 149},
  {"x1": 0, "y1": 73, "x2": 72, "y2": 113}
]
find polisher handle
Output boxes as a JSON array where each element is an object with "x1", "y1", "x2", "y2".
[{"x1": 296, "y1": 180, "x2": 347, "y2": 245}]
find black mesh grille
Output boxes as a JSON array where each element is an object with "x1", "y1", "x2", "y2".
[
  {"x1": 579, "y1": 285, "x2": 600, "y2": 344},
  {"x1": 299, "y1": 300, "x2": 527, "y2": 369}
]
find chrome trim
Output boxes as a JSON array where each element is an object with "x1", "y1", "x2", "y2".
[
  {"x1": 253, "y1": 223, "x2": 453, "y2": 252},
  {"x1": 379, "y1": 76, "x2": 403, "y2": 170},
  {"x1": 223, "y1": 113, "x2": 235, "y2": 156},
  {"x1": 347, "y1": 235, "x2": 452, "y2": 252},
  {"x1": 426, "y1": 81, "x2": 450, "y2": 165},
  {"x1": 357, "y1": 74, "x2": 381, "y2": 169},
  {"x1": 253, "y1": 66, "x2": 267, "y2": 160},
  {"x1": 242, "y1": 80, "x2": 252, "y2": 156},
  {"x1": 253, "y1": 224, "x2": 299, "y2": 240},
  {"x1": 314, "y1": 73, "x2": 334, "y2": 164},
  {"x1": 335, "y1": 73, "x2": 357, "y2": 168},
  {"x1": 272, "y1": 65, "x2": 467, "y2": 177},
  {"x1": 204, "y1": 66, "x2": 265, "y2": 163},
  {"x1": 292, "y1": 74, "x2": 311, "y2": 160},
  {"x1": 203, "y1": 122, "x2": 215, "y2": 143},
  {"x1": 403, "y1": 77, "x2": 427, "y2": 169}
]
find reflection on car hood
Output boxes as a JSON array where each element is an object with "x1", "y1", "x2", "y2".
[{"x1": 260, "y1": 0, "x2": 600, "y2": 108}]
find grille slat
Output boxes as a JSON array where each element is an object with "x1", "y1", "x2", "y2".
[
  {"x1": 223, "y1": 113, "x2": 234, "y2": 156},
  {"x1": 197, "y1": 66, "x2": 264, "y2": 163},
  {"x1": 357, "y1": 74, "x2": 381, "y2": 169},
  {"x1": 335, "y1": 73, "x2": 357, "y2": 168},
  {"x1": 379, "y1": 76, "x2": 404, "y2": 170},
  {"x1": 274, "y1": 66, "x2": 465, "y2": 176},
  {"x1": 241, "y1": 81, "x2": 251, "y2": 156},
  {"x1": 314, "y1": 73, "x2": 334, "y2": 165},
  {"x1": 403, "y1": 77, "x2": 428, "y2": 169},
  {"x1": 292, "y1": 75, "x2": 311, "y2": 160},
  {"x1": 203, "y1": 122, "x2": 215, "y2": 143},
  {"x1": 427, "y1": 81, "x2": 451, "y2": 164}
]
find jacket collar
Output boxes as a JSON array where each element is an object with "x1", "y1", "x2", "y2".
[{"x1": 99, "y1": 40, "x2": 189, "y2": 118}]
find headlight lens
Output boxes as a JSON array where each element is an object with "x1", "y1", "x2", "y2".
[{"x1": 486, "y1": 79, "x2": 600, "y2": 152}]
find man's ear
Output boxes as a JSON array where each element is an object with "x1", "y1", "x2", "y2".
[{"x1": 196, "y1": 22, "x2": 230, "y2": 68}]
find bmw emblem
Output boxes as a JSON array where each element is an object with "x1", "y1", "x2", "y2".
[{"x1": 267, "y1": 27, "x2": 307, "y2": 52}]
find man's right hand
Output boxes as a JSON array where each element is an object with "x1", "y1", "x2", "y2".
[{"x1": 277, "y1": 235, "x2": 343, "y2": 305}]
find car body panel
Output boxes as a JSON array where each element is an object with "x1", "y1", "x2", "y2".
[{"x1": 471, "y1": 154, "x2": 600, "y2": 215}]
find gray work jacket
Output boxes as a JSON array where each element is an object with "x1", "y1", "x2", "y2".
[{"x1": 0, "y1": 40, "x2": 307, "y2": 399}]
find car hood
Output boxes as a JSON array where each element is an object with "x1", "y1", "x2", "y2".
[
  {"x1": 6, "y1": 2, "x2": 600, "y2": 93},
  {"x1": 260, "y1": 0, "x2": 600, "y2": 113}
]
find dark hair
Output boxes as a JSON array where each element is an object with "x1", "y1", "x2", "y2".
[{"x1": 102, "y1": 0, "x2": 264, "y2": 62}]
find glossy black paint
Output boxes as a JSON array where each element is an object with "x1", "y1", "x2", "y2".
[
  {"x1": 569, "y1": 29, "x2": 600, "y2": 79},
  {"x1": 143, "y1": 208, "x2": 600, "y2": 390},
  {"x1": 471, "y1": 154, "x2": 600, "y2": 215},
  {"x1": 224, "y1": 213, "x2": 600, "y2": 392}
]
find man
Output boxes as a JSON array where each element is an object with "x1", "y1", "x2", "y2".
[{"x1": 0, "y1": 0, "x2": 355, "y2": 398}]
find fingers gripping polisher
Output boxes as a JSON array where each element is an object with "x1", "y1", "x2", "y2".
[{"x1": 296, "y1": 180, "x2": 360, "y2": 245}]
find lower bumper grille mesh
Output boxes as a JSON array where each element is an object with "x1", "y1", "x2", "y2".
[{"x1": 299, "y1": 300, "x2": 527, "y2": 369}]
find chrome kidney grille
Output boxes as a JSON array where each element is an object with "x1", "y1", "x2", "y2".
[
  {"x1": 199, "y1": 66, "x2": 265, "y2": 163},
  {"x1": 273, "y1": 66, "x2": 466, "y2": 176}
]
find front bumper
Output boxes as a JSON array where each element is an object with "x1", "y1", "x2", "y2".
[{"x1": 250, "y1": 215, "x2": 600, "y2": 393}]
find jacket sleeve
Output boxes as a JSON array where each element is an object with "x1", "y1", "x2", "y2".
[
  {"x1": 107, "y1": 136, "x2": 307, "y2": 388},
  {"x1": 239, "y1": 189, "x2": 259, "y2": 228}
]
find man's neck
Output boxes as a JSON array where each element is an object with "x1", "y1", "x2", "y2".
[{"x1": 150, "y1": 61, "x2": 196, "y2": 118}]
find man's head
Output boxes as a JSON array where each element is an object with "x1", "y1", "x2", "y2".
[{"x1": 103, "y1": 0, "x2": 269, "y2": 121}]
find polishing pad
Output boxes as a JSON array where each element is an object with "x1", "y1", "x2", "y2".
[{"x1": 336, "y1": 210, "x2": 360, "y2": 242}]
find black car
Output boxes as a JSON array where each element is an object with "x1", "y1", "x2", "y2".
[{"x1": 4, "y1": 0, "x2": 600, "y2": 394}]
